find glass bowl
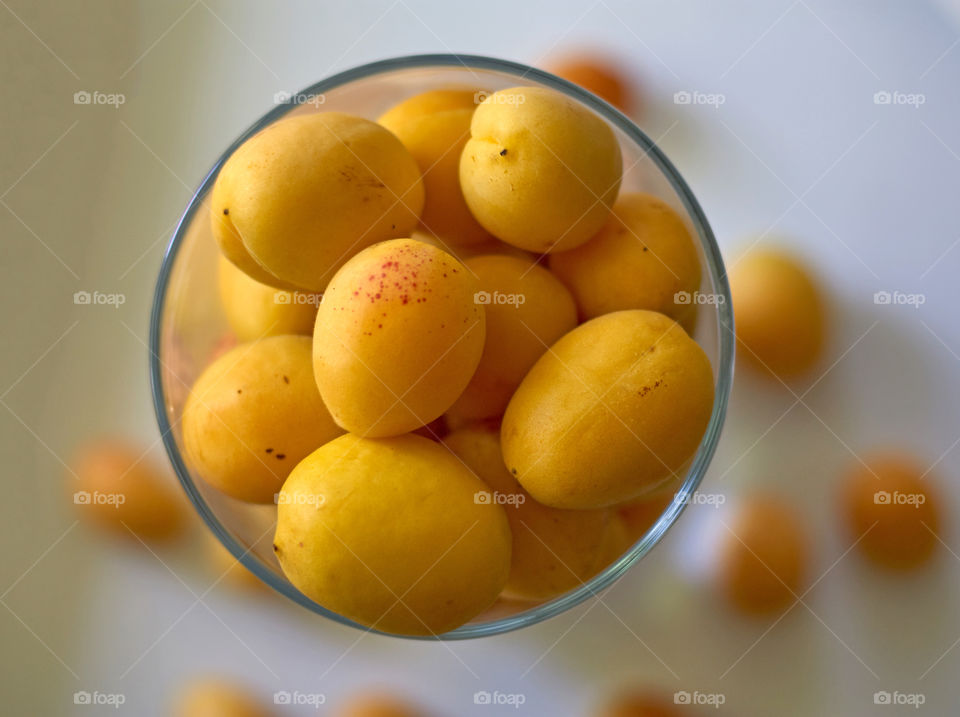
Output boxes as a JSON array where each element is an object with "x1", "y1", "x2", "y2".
[{"x1": 149, "y1": 54, "x2": 734, "y2": 640}]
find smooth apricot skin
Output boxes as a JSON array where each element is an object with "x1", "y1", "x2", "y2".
[
  {"x1": 729, "y1": 247, "x2": 826, "y2": 378},
  {"x1": 70, "y1": 438, "x2": 186, "y2": 542},
  {"x1": 211, "y1": 113, "x2": 424, "y2": 291},
  {"x1": 447, "y1": 254, "x2": 578, "y2": 421},
  {"x1": 182, "y1": 335, "x2": 344, "y2": 503},
  {"x1": 549, "y1": 193, "x2": 701, "y2": 327},
  {"x1": 718, "y1": 496, "x2": 809, "y2": 616},
  {"x1": 502, "y1": 310, "x2": 714, "y2": 509},
  {"x1": 217, "y1": 255, "x2": 318, "y2": 341},
  {"x1": 379, "y1": 90, "x2": 493, "y2": 247},
  {"x1": 313, "y1": 238, "x2": 485, "y2": 437},
  {"x1": 840, "y1": 452, "x2": 941, "y2": 571},
  {"x1": 445, "y1": 426, "x2": 615, "y2": 601},
  {"x1": 274, "y1": 433, "x2": 511, "y2": 635},
  {"x1": 460, "y1": 86, "x2": 622, "y2": 253}
]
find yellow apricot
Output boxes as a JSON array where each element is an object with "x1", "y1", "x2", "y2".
[
  {"x1": 445, "y1": 426, "x2": 614, "y2": 601},
  {"x1": 313, "y1": 238, "x2": 485, "y2": 437},
  {"x1": 447, "y1": 254, "x2": 577, "y2": 421},
  {"x1": 718, "y1": 496, "x2": 809, "y2": 616},
  {"x1": 549, "y1": 193, "x2": 700, "y2": 326},
  {"x1": 729, "y1": 247, "x2": 826, "y2": 378},
  {"x1": 379, "y1": 90, "x2": 493, "y2": 247},
  {"x1": 182, "y1": 335, "x2": 343, "y2": 503},
  {"x1": 502, "y1": 310, "x2": 713, "y2": 509},
  {"x1": 217, "y1": 255, "x2": 318, "y2": 341},
  {"x1": 211, "y1": 113, "x2": 423, "y2": 291},
  {"x1": 70, "y1": 438, "x2": 186, "y2": 542},
  {"x1": 274, "y1": 433, "x2": 511, "y2": 635},
  {"x1": 840, "y1": 452, "x2": 941, "y2": 571},
  {"x1": 460, "y1": 86, "x2": 622, "y2": 253}
]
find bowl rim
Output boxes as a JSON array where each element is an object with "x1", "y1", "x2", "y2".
[{"x1": 149, "y1": 52, "x2": 735, "y2": 641}]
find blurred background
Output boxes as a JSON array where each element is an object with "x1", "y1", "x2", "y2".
[{"x1": 2, "y1": 0, "x2": 960, "y2": 714}]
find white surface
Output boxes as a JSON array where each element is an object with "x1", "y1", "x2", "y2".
[{"x1": 2, "y1": 1, "x2": 960, "y2": 715}]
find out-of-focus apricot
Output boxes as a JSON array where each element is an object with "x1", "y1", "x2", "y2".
[
  {"x1": 718, "y1": 495, "x2": 809, "y2": 616},
  {"x1": 70, "y1": 438, "x2": 186, "y2": 542},
  {"x1": 594, "y1": 689, "x2": 685, "y2": 717},
  {"x1": 548, "y1": 54, "x2": 635, "y2": 112},
  {"x1": 173, "y1": 678, "x2": 271, "y2": 717},
  {"x1": 729, "y1": 247, "x2": 826, "y2": 379},
  {"x1": 334, "y1": 693, "x2": 424, "y2": 717},
  {"x1": 840, "y1": 452, "x2": 941, "y2": 570}
]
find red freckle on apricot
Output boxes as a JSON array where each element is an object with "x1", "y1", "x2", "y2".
[{"x1": 375, "y1": 293, "x2": 381, "y2": 299}]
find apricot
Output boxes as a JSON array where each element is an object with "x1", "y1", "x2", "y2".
[
  {"x1": 729, "y1": 247, "x2": 826, "y2": 378},
  {"x1": 840, "y1": 452, "x2": 941, "y2": 570},
  {"x1": 549, "y1": 193, "x2": 700, "y2": 327},
  {"x1": 502, "y1": 310, "x2": 713, "y2": 509},
  {"x1": 211, "y1": 113, "x2": 423, "y2": 291},
  {"x1": 379, "y1": 90, "x2": 492, "y2": 247},
  {"x1": 445, "y1": 426, "x2": 614, "y2": 601},
  {"x1": 70, "y1": 437, "x2": 186, "y2": 542},
  {"x1": 718, "y1": 496, "x2": 809, "y2": 615},
  {"x1": 313, "y1": 238, "x2": 485, "y2": 437},
  {"x1": 217, "y1": 255, "x2": 318, "y2": 341},
  {"x1": 460, "y1": 86, "x2": 622, "y2": 253},
  {"x1": 548, "y1": 53, "x2": 634, "y2": 111},
  {"x1": 182, "y1": 335, "x2": 343, "y2": 503},
  {"x1": 274, "y1": 433, "x2": 510, "y2": 635},
  {"x1": 447, "y1": 254, "x2": 577, "y2": 421}
]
